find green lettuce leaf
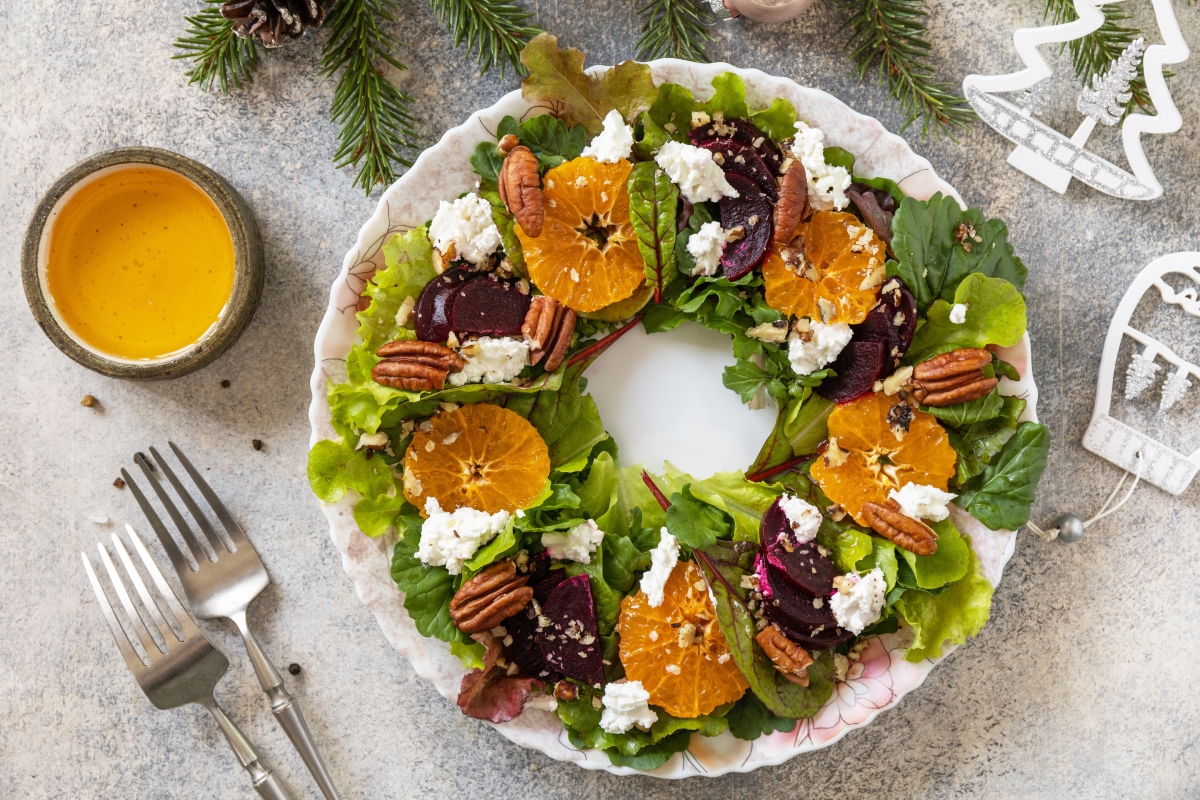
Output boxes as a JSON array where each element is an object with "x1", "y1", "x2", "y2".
[
  {"x1": 307, "y1": 438, "x2": 395, "y2": 504},
  {"x1": 597, "y1": 60, "x2": 659, "y2": 124},
  {"x1": 782, "y1": 393, "x2": 835, "y2": 455},
  {"x1": 897, "y1": 518, "x2": 969, "y2": 589},
  {"x1": 595, "y1": 465, "x2": 668, "y2": 537},
  {"x1": 503, "y1": 358, "x2": 608, "y2": 471},
  {"x1": 748, "y1": 98, "x2": 797, "y2": 143},
  {"x1": 856, "y1": 537, "x2": 898, "y2": 590},
  {"x1": 701, "y1": 73, "x2": 749, "y2": 119},
  {"x1": 647, "y1": 83, "x2": 696, "y2": 139},
  {"x1": 725, "y1": 692, "x2": 797, "y2": 740},
  {"x1": 673, "y1": 200, "x2": 714, "y2": 277},
  {"x1": 449, "y1": 639, "x2": 486, "y2": 670},
  {"x1": 896, "y1": 545, "x2": 993, "y2": 662},
  {"x1": 627, "y1": 161, "x2": 679, "y2": 297},
  {"x1": 578, "y1": 450, "x2": 617, "y2": 518},
  {"x1": 463, "y1": 519, "x2": 518, "y2": 574},
  {"x1": 666, "y1": 465, "x2": 781, "y2": 543},
  {"x1": 854, "y1": 174, "x2": 906, "y2": 205},
  {"x1": 823, "y1": 146, "x2": 855, "y2": 172},
  {"x1": 352, "y1": 493, "x2": 410, "y2": 538},
  {"x1": 358, "y1": 228, "x2": 437, "y2": 353},
  {"x1": 956, "y1": 421, "x2": 1050, "y2": 530},
  {"x1": 479, "y1": 187, "x2": 526, "y2": 275},
  {"x1": 834, "y1": 528, "x2": 874, "y2": 572},
  {"x1": 601, "y1": 532, "x2": 650, "y2": 593},
  {"x1": 906, "y1": 273, "x2": 1027, "y2": 364},
  {"x1": 665, "y1": 484, "x2": 732, "y2": 549},
  {"x1": 390, "y1": 515, "x2": 465, "y2": 644}
]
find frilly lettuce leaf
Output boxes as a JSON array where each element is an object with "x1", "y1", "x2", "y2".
[
  {"x1": 748, "y1": 98, "x2": 797, "y2": 143},
  {"x1": 307, "y1": 437, "x2": 395, "y2": 504},
  {"x1": 906, "y1": 273, "x2": 1027, "y2": 364},
  {"x1": 358, "y1": 227, "x2": 437, "y2": 353},
  {"x1": 594, "y1": 465, "x2": 668, "y2": 537},
  {"x1": 895, "y1": 544, "x2": 994, "y2": 662},
  {"x1": 662, "y1": 464, "x2": 781, "y2": 543},
  {"x1": 700, "y1": 72, "x2": 749, "y2": 120},
  {"x1": 897, "y1": 518, "x2": 970, "y2": 589}
]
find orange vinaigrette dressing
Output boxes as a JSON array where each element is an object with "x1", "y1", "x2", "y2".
[{"x1": 45, "y1": 166, "x2": 236, "y2": 360}]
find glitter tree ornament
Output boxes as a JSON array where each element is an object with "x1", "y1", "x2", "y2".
[
  {"x1": 1077, "y1": 39, "x2": 1144, "y2": 126},
  {"x1": 1124, "y1": 349, "x2": 1160, "y2": 398},
  {"x1": 1158, "y1": 368, "x2": 1191, "y2": 411}
]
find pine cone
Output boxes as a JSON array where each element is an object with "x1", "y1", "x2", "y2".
[{"x1": 221, "y1": 0, "x2": 331, "y2": 48}]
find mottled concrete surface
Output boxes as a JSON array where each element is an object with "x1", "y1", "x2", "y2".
[{"x1": 3, "y1": 0, "x2": 1199, "y2": 797}]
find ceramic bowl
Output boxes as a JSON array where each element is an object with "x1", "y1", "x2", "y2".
[
  {"x1": 21, "y1": 147, "x2": 264, "y2": 380},
  {"x1": 308, "y1": 60, "x2": 1040, "y2": 777}
]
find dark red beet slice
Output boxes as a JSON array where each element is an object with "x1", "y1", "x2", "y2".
[
  {"x1": 851, "y1": 280, "x2": 917, "y2": 372},
  {"x1": 757, "y1": 555, "x2": 853, "y2": 650},
  {"x1": 690, "y1": 118, "x2": 784, "y2": 175},
  {"x1": 451, "y1": 274, "x2": 531, "y2": 338},
  {"x1": 719, "y1": 173, "x2": 773, "y2": 280},
  {"x1": 415, "y1": 266, "x2": 476, "y2": 343},
  {"x1": 698, "y1": 139, "x2": 778, "y2": 200},
  {"x1": 760, "y1": 498, "x2": 838, "y2": 597},
  {"x1": 536, "y1": 574, "x2": 605, "y2": 686},
  {"x1": 814, "y1": 340, "x2": 887, "y2": 404},
  {"x1": 503, "y1": 605, "x2": 561, "y2": 682}
]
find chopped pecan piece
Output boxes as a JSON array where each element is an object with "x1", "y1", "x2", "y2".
[
  {"x1": 497, "y1": 133, "x2": 520, "y2": 154},
  {"x1": 372, "y1": 340, "x2": 465, "y2": 391},
  {"x1": 755, "y1": 626, "x2": 814, "y2": 686},
  {"x1": 498, "y1": 145, "x2": 544, "y2": 237},
  {"x1": 449, "y1": 561, "x2": 534, "y2": 634},
  {"x1": 553, "y1": 680, "x2": 579, "y2": 702},
  {"x1": 522, "y1": 296, "x2": 575, "y2": 371},
  {"x1": 773, "y1": 162, "x2": 810, "y2": 245},
  {"x1": 861, "y1": 498, "x2": 938, "y2": 556},
  {"x1": 911, "y1": 347, "x2": 997, "y2": 406}
]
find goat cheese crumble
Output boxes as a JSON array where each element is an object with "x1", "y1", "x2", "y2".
[
  {"x1": 889, "y1": 483, "x2": 956, "y2": 522},
  {"x1": 541, "y1": 519, "x2": 604, "y2": 564},
  {"x1": 428, "y1": 192, "x2": 502, "y2": 266},
  {"x1": 581, "y1": 110, "x2": 634, "y2": 163},
  {"x1": 791, "y1": 121, "x2": 851, "y2": 212},
  {"x1": 787, "y1": 321, "x2": 852, "y2": 376},
  {"x1": 639, "y1": 529, "x2": 679, "y2": 608},
  {"x1": 779, "y1": 494, "x2": 822, "y2": 543},
  {"x1": 686, "y1": 220, "x2": 726, "y2": 276},
  {"x1": 417, "y1": 497, "x2": 511, "y2": 575},
  {"x1": 654, "y1": 140, "x2": 739, "y2": 204},
  {"x1": 599, "y1": 681, "x2": 659, "y2": 734},
  {"x1": 447, "y1": 337, "x2": 529, "y2": 387},
  {"x1": 830, "y1": 568, "x2": 886, "y2": 635},
  {"x1": 949, "y1": 303, "x2": 968, "y2": 324}
]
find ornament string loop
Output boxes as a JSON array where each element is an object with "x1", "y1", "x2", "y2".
[{"x1": 1027, "y1": 451, "x2": 1144, "y2": 542}]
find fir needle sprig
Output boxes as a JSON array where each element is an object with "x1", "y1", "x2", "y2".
[
  {"x1": 320, "y1": 0, "x2": 421, "y2": 193},
  {"x1": 427, "y1": 0, "x2": 542, "y2": 76},
  {"x1": 174, "y1": 0, "x2": 263, "y2": 94},
  {"x1": 836, "y1": 0, "x2": 974, "y2": 138},
  {"x1": 635, "y1": 0, "x2": 716, "y2": 62}
]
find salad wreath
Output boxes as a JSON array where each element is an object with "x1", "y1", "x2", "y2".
[{"x1": 309, "y1": 35, "x2": 1051, "y2": 770}]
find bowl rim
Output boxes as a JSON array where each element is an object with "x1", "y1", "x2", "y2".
[{"x1": 20, "y1": 146, "x2": 265, "y2": 380}]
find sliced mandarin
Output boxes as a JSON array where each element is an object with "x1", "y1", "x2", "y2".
[
  {"x1": 810, "y1": 392, "x2": 957, "y2": 526},
  {"x1": 402, "y1": 402, "x2": 549, "y2": 516},
  {"x1": 517, "y1": 157, "x2": 645, "y2": 313},
  {"x1": 618, "y1": 561, "x2": 748, "y2": 718},
  {"x1": 762, "y1": 210, "x2": 884, "y2": 324}
]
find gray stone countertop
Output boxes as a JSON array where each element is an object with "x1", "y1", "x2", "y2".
[{"x1": 3, "y1": 0, "x2": 1199, "y2": 797}]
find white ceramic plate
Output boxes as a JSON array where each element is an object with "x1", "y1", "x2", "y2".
[{"x1": 307, "y1": 60, "x2": 1040, "y2": 777}]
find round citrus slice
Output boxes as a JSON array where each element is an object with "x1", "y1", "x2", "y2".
[
  {"x1": 810, "y1": 392, "x2": 957, "y2": 526},
  {"x1": 517, "y1": 157, "x2": 645, "y2": 313},
  {"x1": 402, "y1": 402, "x2": 550, "y2": 515},
  {"x1": 618, "y1": 561, "x2": 748, "y2": 718},
  {"x1": 762, "y1": 210, "x2": 884, "y2": 324}
]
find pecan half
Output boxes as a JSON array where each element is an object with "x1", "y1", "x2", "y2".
[
  {"x1": 524, "y1": 296, "x2": 575, "y2": 371},
  {"x1": 861, "y1": 498, "x2": 938, "y2": 556},
  {"x1": 372, "y1": 340, "x2": 466, "y2": 391},
  {"x1": 773, "y1": 163, "x2": 809, "y2": 245},
  {"x1": 498, "y1": 145, "x2": 543, "y2": 238},
  {"x1": 756, "y1": 626, "x2": 814, "y2": 686},
  {"x1": 911, "y1": 347, "x2": 997, "y2": 406},
  {"x1": 449, "y1": 561, "x2": 534, "y2": 634}
]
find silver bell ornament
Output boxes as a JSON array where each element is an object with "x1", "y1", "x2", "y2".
[{"x1": 1055, "y1": 513, "x2": 1085, "y2": 543}]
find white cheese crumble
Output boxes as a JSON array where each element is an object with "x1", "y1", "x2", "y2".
[
  {"x1": 541, "y1": 519, "x2": 604, "y2": 564},
  {"x1": 686, "y1": 220, "x2": 726, "y2": 276},
  {"x1": 829, "y1": 568, "x2": 886, "y2": 635},
  {"x1": 787, "y1": 321, "x2": 852, "y2": 376},
  {"x1": 428, "y1": 193, "x2": 502, "y2": 266},
  {"x1": 524, "y1": 694, "x2": 558, "y2": 712},
  {"x1": 581, "y1": 109, "x2": 634, "y2": 164},
  {"x1": 889, "y1": 483, "x2": 957, "y2": 522},
  {"x1": 356, "y1": 432, "x2": 389, "y2": 450},
  {"x1": 447, "y1": 337, "x2": 529, "y2": 387},
  {"x1": 599, "y1": 681, "x2": 659, "y2": 734},
  {"x1": 654, "y1": 140, "x2": 739, "y2": 204},
  {"x1": 791, "y1": 121, "x2": 851, "y2": 211},
  {"x1": 417, "y1": 497, "x2": 510, "y2": 575},
  {"x1": 640, "y1": 529, "x2": 679, "y2": 608},
  {"x1": 949, "y1": 303, "x2": 968, "y2": 324},
  {"x1": 779, "y1": 494, "x2": 822, "y2": 544}
]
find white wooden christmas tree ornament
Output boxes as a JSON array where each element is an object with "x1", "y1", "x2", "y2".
[{"x1": 963, "y1": 0, "x2": 1189, "y2": 200}]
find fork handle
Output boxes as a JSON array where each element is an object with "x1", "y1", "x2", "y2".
[
  {"x1": 202, "y1": 698, "x2": 294, "y2": 800},
  {"x1": 232, "y1": 613, "x2": 341, "y2": 800}
]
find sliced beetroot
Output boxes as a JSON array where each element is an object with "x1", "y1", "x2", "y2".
[
  {"x1": 851, "y1": 279, "x2": 917, "y2": 373},
  {"x1": 719, "y1": 173, "x2": 773, "y2": 280},
  {"x1": 503, "y1": 605, "x2": 561, "y2": 682},
  {"x1": 699, "y1": 139, "x2": 777, "y2": 200},
  {"x1": 757, "y1": 556, "x2": 853, "y2": 650},
  {"x1": 450, "y1": 274, "x2": 531, "y2": 338},
  {"x1": 814, "y1": 340, "x2": 887, "y2": 403},
  {"x1": 690, "y1": 118, "x2": 784, "y2": 174},
  {"x1": 760, "y1": 498, "x2": 838, "y2": 597},
  {"x1": 415, "y1": 266, "x2": 476, "y2": 343},
  {"x1": 535, "y1": 574, "x2": 605, "y2": 686}
]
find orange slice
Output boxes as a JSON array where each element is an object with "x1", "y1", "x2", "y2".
[
  {"x1": 517, "y1": 157, "x2": 645, "y2": 313},
  {"x1": 810, "y1": 392, "x2": 957, "y2": 526},
  {"x1": 402, "y1": 403, "x2": 549, "y2": 515},
  {"x1": 762, "y1": 210, "x2": 883, "y2": 324},
  {"x1": 618, "y1": 561, "x2": 748, "y2": 718}
]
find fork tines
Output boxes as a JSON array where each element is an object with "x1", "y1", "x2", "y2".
[{"x1": 121, "y1": 442, "x2": 248, "y2": 576}]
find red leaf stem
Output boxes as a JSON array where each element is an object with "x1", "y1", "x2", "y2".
[
  {"x1": 745, "y1": 453, "x2": 817, "y2": 484},
  {"x1": 641, "y1": 470, "x2": 671, "y2": 512},
  {"x1": 565, "y1": 314, "x2": 645, "y2": 367}
]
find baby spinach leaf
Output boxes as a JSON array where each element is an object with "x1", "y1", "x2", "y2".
[
  {"x1": 391, "y1": 520, "x2": 466, "y2": 645},
  {"x1": 725, "y1": 692, "x2": 798, "y2": 740},
  {"x1": 949, "y1": 397, "x2": 1026, "y2": 486},
  {"x1": 496, "y1": 114, "x2": 586, "y2": 171},
  {"x1": 748, "y1": 98, "x2": 797, "y2": 143},
  {"x1": 856, "y1": 537, "x2": 898, "y2": 590},
  {"x1": 666, "y1": 484, "x2": 732, "y2": 549},
  {"x1": 470, "y1": 141, "x2": 505, "y2": 185},
  {"x1": 906, "y1": 273, "x2": 1027, "y2": 364},
  {"x1": 628, "y1": 161, "x2": 679, "y2": 297},
  {"x1": 956, "y1": 421, "x2": 1050, "y2": 531},
  {"x1": 666, "y1": 466, "x2": 781, "y2": 543},
  {"x1": 923, "y1": 389, "x2": 1005, "y2": 425}
]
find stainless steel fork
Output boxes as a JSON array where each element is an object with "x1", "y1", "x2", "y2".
[
  {"x1": 81, "y1": 526, "x2": 292, "y2": 800},
  {"x1": 121, "y1": 442, "x2": 341, "y2": 800}
]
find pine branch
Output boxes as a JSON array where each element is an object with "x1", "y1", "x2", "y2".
[
  {"x1": 836, "y1": 0, "x2": 974, "y2": 139},
  {"x1": 1043, "y1": 0, "x2": 1153, "y2": 113},
  {"x1": 635, "y1": 0, "x2": 716, "y2": 62},
  {"x1": 320, "y1": 0, "x2": 420, "y2": 194},
  {"x1": 428, "y1": 0, "x2": 541, "y2": 76},
  {"x1": 174, "y1": 0, "x2": 263, "y2": 94}
]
